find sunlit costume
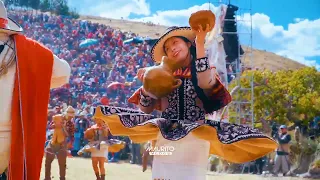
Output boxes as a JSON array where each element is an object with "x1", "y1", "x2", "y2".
[
  {"x1": 0, "y1": 1, "x2": 71, "y2": 179},
  {"x1": 93, "y1": 9, "x2": 277, "y2": 180},
  {"x1": 44, "y1": 106, "x2": 76, "y2": 180},
  {"x1": 78, "y1": 117, "x2": 125, "y2": 180}
]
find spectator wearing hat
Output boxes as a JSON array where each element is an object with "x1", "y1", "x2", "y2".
[
  {"x1": 77, "y1": 117, "x2": 114, "y2": 180},
  {"x1": 273, "y1": 125, "x2": 292, "y2": 176},
  {"x1": 77, "y1": 111, "x2": 90, "y2": 137}
]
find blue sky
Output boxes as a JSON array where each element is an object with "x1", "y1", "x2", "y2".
[{"x1": 68, "y1": 0, "x2": 320, "y2": 69}]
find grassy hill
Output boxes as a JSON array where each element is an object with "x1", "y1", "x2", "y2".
[{"x1": 80, "y1": 15, "x2": 306, "y2": 71}]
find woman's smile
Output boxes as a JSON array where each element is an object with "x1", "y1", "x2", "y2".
[{"x1": 173, "y1": 50, "x2": 180, "y2": 57}]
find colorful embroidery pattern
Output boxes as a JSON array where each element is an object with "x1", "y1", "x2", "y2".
[
  {"x1": 195, "y1": 57, "x2": 209, "y2": 72},
  {"x1": 98, "y1": 106, "x2": 267, "y2": 144}
]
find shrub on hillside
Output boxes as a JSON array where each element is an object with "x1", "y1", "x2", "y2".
[
  {"x1": 39, "y1": 0, "x2": 50, "y2": 12},
  {"x1": 68, "y1": 8, "x2": 80, "y2": 19}
]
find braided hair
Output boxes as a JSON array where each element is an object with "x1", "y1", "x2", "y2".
[{"x1": 174, "y1": 36, "x2": 221, "y2": 114}]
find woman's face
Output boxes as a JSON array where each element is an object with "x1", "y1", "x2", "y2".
[{"x1": 164, "y1": 37, "x2": 191, "y2": 66}]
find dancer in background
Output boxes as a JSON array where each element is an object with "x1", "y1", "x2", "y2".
[
  {"x1": 44, "y1": 106, "x2": 75, "y2": 180},
  {"x1": 79, "y1": 118, "x2": 110, "y2": 180}
]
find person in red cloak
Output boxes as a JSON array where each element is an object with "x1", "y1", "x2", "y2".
[{"x1": 0, "y1": 1, "x2": 71, "y2": 179}]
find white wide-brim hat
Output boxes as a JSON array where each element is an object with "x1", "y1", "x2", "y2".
[
  {"x1": 0, "y1": 1, "x2": 23, "y2": 35},
  {"x1": 150, "y1": 26, "x2": 196, "y2": 63}
]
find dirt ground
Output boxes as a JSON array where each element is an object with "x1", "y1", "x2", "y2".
[{"x1": 40, "y1": 157, "x2": 306, "y2": 180}]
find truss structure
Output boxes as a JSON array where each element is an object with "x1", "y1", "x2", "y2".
[{"x1": 210, "y1": 0, "x2": 254, "y2": 126}]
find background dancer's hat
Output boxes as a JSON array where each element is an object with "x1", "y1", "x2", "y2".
[
  {"x1": 65, "y1": 106, "x2": 75, "y2": 117},
  {"x1": 280, "y1": 125, "x2": 287, "y2": 129},
  {"x1": 151, "y1": 26, "x2": 196, "y2": 63},
  {"x1": 0, "y1": 1, "x2": 23, "y2": 35}
]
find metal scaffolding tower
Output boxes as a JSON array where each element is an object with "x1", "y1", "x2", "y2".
[{"x1": 211, "y1": 0, "x2": 254, "y2": 126}]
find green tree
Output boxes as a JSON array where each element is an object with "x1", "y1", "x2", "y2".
[
  {"x1": 39, "y1": 0, "x2": 51, "y2": 11},
  {"x1": 3, "y1": 0, "x2": 18, "y2": 6},
  {"x1": 29, "y1": 0, "x2": 40, "y2": 9},
  {"x1": 68, "y1": 8, "x2": 80, "y2": 19},
  {"x1": 54, "y1": 0, "x2": 69, "y2": 16},
  {"x1": 229, "y1": 67, "x2": 320, "y2": 128},
  {"x1": 19, "y1": 0, "x2": 28, "y2": 7}
]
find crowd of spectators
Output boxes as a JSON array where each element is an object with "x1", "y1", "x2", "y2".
[
  {"x1": 9, "y1": 9, "x2": 154, "y2": 112},
  {"x1": 9, "y1": 10, "x2": 157, "y2": 113},
  {"x1": 9, "y1": 9, "x2": 157, "y2": 159}
]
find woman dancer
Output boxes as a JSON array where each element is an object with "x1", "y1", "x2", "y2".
[
  {"x1": 79, "y1": 118, "x2": 109, "y2": 180},
  {"x1": 93, "y1": 25, "x2": 277, "y2": 180}
]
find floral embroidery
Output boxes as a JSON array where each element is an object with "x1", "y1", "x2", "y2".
[
  {"x1": 183, "y1": 79, "x2": 205, "y2": 122},
  {"x1": 128, "y1": 67, "x2": 232, "y2": 112},
  {"x1": 195, "y1": 57, "x2": 209, "y2": 72},
  {"x1": 186, "y1": 106, "x2": 202, "y2": 120},
  {"x1": 99, "y1": 105, "x2": 268, "y2": 143},
  {"x1": 161, "y1": 78, "x2": 205, "y2": 122},
  {"x1": 97, "y1": 77, "x2": 268, "y2": 144},
  {"x1": 96, "y1": 77, "x2": 270, "y2": 144},
  {"x1": 139, "y1": 91, "x2": 153, "y2": 107}
]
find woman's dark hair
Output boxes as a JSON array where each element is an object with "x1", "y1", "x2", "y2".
[{"x1": 177, "y1": 36, "x2": 221, "y2": 114}]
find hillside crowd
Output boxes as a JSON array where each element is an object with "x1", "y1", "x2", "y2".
[{"x1": 8, "y1": 9, "x2": 159, "y2": 161}]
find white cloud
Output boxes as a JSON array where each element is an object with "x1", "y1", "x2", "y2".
[
  {"x1": 69, "y1": 0, "x2": 151, "y2": 19},
  {"x1": 130, "y1": 3, "x2": 218, "y2": 26},
  {"x1": 239, "y1": 13, "x2": 284, "y2": 38},
  {"x1": 237, "y1": 13, "x2": 320, "y2": 68}
]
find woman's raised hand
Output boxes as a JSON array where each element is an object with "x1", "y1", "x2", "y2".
[{"x1": 192, "y1": 24, "x2": 211, "y2": 45}]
